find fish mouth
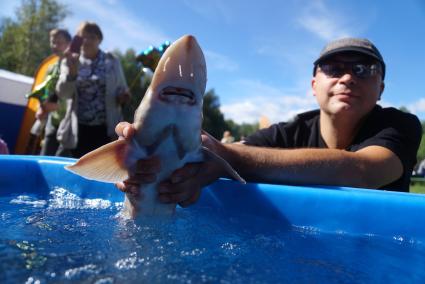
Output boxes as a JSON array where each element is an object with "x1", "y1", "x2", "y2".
[{"x1": 159, "y1": 87, "x2": 196, "y2": 104}]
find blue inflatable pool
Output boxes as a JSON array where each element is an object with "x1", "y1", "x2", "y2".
[{"x1": 1, "y1": 155, "x2": 425, "y2": 283}]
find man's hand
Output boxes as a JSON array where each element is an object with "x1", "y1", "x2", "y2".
[
  {"x1": 114, "y1": 122, "x2": 223, "y2": 207},
  {"x1": 114, "y1": 122, "x2": 164, "y2": 197},
  {"x1": 114, "y1": 122, "x2": 141, "y2": 195},
  {"x1": 157, "y1": 133, "x2": 223, "y2": 207}
]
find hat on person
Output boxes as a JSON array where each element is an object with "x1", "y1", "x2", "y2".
[{"x1": 313, "y1": 37, "x2": 386, "y2": 79}]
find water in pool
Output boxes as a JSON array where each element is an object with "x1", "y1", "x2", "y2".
[{"x1": 1, "y1": 187, "x2": 424, "y2": 283}]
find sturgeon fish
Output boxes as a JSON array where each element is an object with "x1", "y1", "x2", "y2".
[{"x1": 65, "y1": 35, "x2": 245, "y2": 220}]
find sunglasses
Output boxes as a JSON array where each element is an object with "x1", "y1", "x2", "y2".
[{"x1": 318, "y1": 61, "x2": 382, "y2": 79}]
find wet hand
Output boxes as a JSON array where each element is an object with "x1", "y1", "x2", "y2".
[
  {"x1": 114, "y1": 128, "x2": 224, "y2": 207},
  {"x1": 114, "y1": 121, "x2": 162, "y2": 196},
  {"x1": 158, "y1": 133, "x2": 223, "y2": 207},
  {"x1": 157, "y1": 163, "x2": 203, "y2": 207},
  {"x1": 115, "y1": 121, "x2": 135, "y2": 141},
  {"x1": 116, "y1": 157, "x2": 161, "y2": 196}
]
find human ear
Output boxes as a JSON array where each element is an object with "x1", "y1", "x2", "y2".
[
  {"x1": 311, "y1": 78, "x2": 317, "y2": 96},
  {"x1": 378, "y1": 82, "x2": 385, "y2": 100}
]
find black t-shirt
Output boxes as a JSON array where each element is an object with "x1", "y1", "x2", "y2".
[{"x1": 244, "y1": 105, "x2": 422, "y2": 192}]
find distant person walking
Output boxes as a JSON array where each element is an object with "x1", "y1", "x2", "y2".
[
  {"x1": 39, "y1": 28, "x2": 72, "y2": 156},
  {"x1": 26, "y1": 28, "x2": 71, "y2": 155},
  {"x1": 221, "y1": 130, "x2": 235, "y2": 144}
]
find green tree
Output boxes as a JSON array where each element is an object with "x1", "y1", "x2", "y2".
[
  {"x1": 418, "y1": 121, "x2": 425, "y2": 162},
  {"x1": 115, "y1": 48, "x2": 150, "y2": 122},
  {"x1": 201, "y1": 89, "x2": 259, "y2": 140},
  {"x1": 201, "y1": 90, "x2": 259, "y2": 140},
  {"x1": 236, "y1": 122, "x2": 259, "y2": 139},
  {"x1": 202, "y1": 89, "x2": 228, "y2": 139},
  {"x1": 398, "y1": 106, "x2": 410, "y2": 113},
  {"x1": 399, "y1": 107, "x2": 424, "y2": 163},
  {"x1": 0, "y1": 0, "x2": 68, "y2": 76},
  {"x1": 224, "y1": 119, "x2": 258, "y2": 141}
]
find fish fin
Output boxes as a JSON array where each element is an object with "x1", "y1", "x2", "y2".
[
  {"x1": 181, "y1": 148, "x2": 204, "y2": 164},
  {"x1": 65, "y1": 139, "x2": 134, "y2": 183},
  {"x1": 201, "y1": 146, "x2": 246, "y2": 184}
]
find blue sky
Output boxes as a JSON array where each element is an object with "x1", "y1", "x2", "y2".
[{"x1": 2, "y1": 0, "x2": 425, "y2": 124}]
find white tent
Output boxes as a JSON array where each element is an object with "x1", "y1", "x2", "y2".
[
  {"x1": 0, "y1": 69, "x2": 33, "y2": 107},
  {"x1": 0, "y1": 69, "x2": 34, "y2": 153}
]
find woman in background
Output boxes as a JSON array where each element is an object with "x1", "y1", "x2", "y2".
[{"x1": 56, "y1": 21, "x2": 130, "y2": 158}]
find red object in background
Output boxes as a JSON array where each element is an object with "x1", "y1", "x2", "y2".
[{"x1": 69, "y1": 35, "x2": 83, "y2": 54}]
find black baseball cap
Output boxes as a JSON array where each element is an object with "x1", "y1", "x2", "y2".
[{"x1": 313, "y1": 38, "x2": 386, "y2": 79}]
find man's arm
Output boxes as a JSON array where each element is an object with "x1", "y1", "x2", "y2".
[
  {"x1": 155, "y1": 134, "x2": 404, "y2": 206},
  {"x1": 114, "y1": 122, "x2": 404, "y2": 206},
  {"x1": 221, "y1": 143, "x2": 403, "y2": 188}
]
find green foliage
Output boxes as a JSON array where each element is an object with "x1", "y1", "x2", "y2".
[
  {"x1": 410, "y1": 181, "x2": 425, "y2": 194},
  {"x1": 0, "y1": 0, "x2": 68, "y2": 76},
  {"x1": 202, "y1": 89, "x2": 227, "y2": 139},
  {"x1": 399, "y1": 107, "x2": 424, "y2": 163},
  {"x1": 201, "y1": 89, "x2": 259, "y2": 140},
  {"x1": 418, "y1": 122, "x2": 425, "y2": 161},
  {"x1": 0, "y1": 19, "x2": 21, "y2": 72},
  {"x1": 225, "y1": 119, "x2": 258, "y2": 141},
  {"x1": 115, "y1": 48, "x2": 150, "y2": 122},
  {"x1": 398, "y1": 106, "x2": 410, "y2": 113}
]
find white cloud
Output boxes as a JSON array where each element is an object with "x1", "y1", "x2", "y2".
[
  {"x1": 376, "y1": 99, "x2": 392, "y2": 108},
  {"x1": 408, "y1": 98, "x2": 425, "y2": 115},
  {"x1": 220, "y1": 79, "x2": 316, "y2": 124},
  {"x1": 379, "y1": 98, "x2": 425, "y2": 118},
  {"x1": 204, "y1": 50, "x2": 239, "y2": 72},
  {"x1": 296, "y1": 0, "x2": 353, "y2": 40}
]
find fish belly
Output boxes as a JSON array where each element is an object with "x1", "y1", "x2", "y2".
[{"x1": 124, "y1": 134, "x2": 190, "y2": 218}]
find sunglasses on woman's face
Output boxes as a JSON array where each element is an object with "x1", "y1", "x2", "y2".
[{"x1": 318, "y1": 61, "x2": 381, "y2": 79}]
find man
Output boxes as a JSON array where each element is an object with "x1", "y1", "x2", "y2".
[
  {"x1": 35, "y1": 29, "x2": 72, "y2": 156},
  {"x1": 115, "y1": 37, "x2": 422, "y2": 206}
]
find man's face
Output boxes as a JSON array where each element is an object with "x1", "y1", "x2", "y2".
[
  {"x1": 50, "y1": 34, "x2": 69, "y2": 56},
  {"x1": 312, "y1": 53, "x2": 385, "y2": 119}
]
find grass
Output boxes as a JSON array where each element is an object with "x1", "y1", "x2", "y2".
[{"x1": 410, "y1": 178, "x2": 425, "y2": 194}]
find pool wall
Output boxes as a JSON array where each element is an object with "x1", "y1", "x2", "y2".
[{"x1": 1, "y1": 155, "x2": 425, "y2": 240}]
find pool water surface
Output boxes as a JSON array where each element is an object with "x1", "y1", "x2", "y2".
[{"x1": 1, "y1": 187, "x2": 425, "y2": 283}]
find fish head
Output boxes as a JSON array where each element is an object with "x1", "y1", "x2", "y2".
[
  {"x1": 149, "y1": 34, "x2": 207, "y2": 107},
  {"x1": 133, "y1": 35, "x2": 207, "y2": 149}
]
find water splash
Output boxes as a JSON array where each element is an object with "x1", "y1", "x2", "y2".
[
  {"x1": 48, "y1": 187, "x2": 114, "y2": 210},
  {"x1": 10, "y1": 196, "x2": 46, "y2": 208},
  {"x1": 64, "y1": 264, "x2": 101, "y2": 279}
]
